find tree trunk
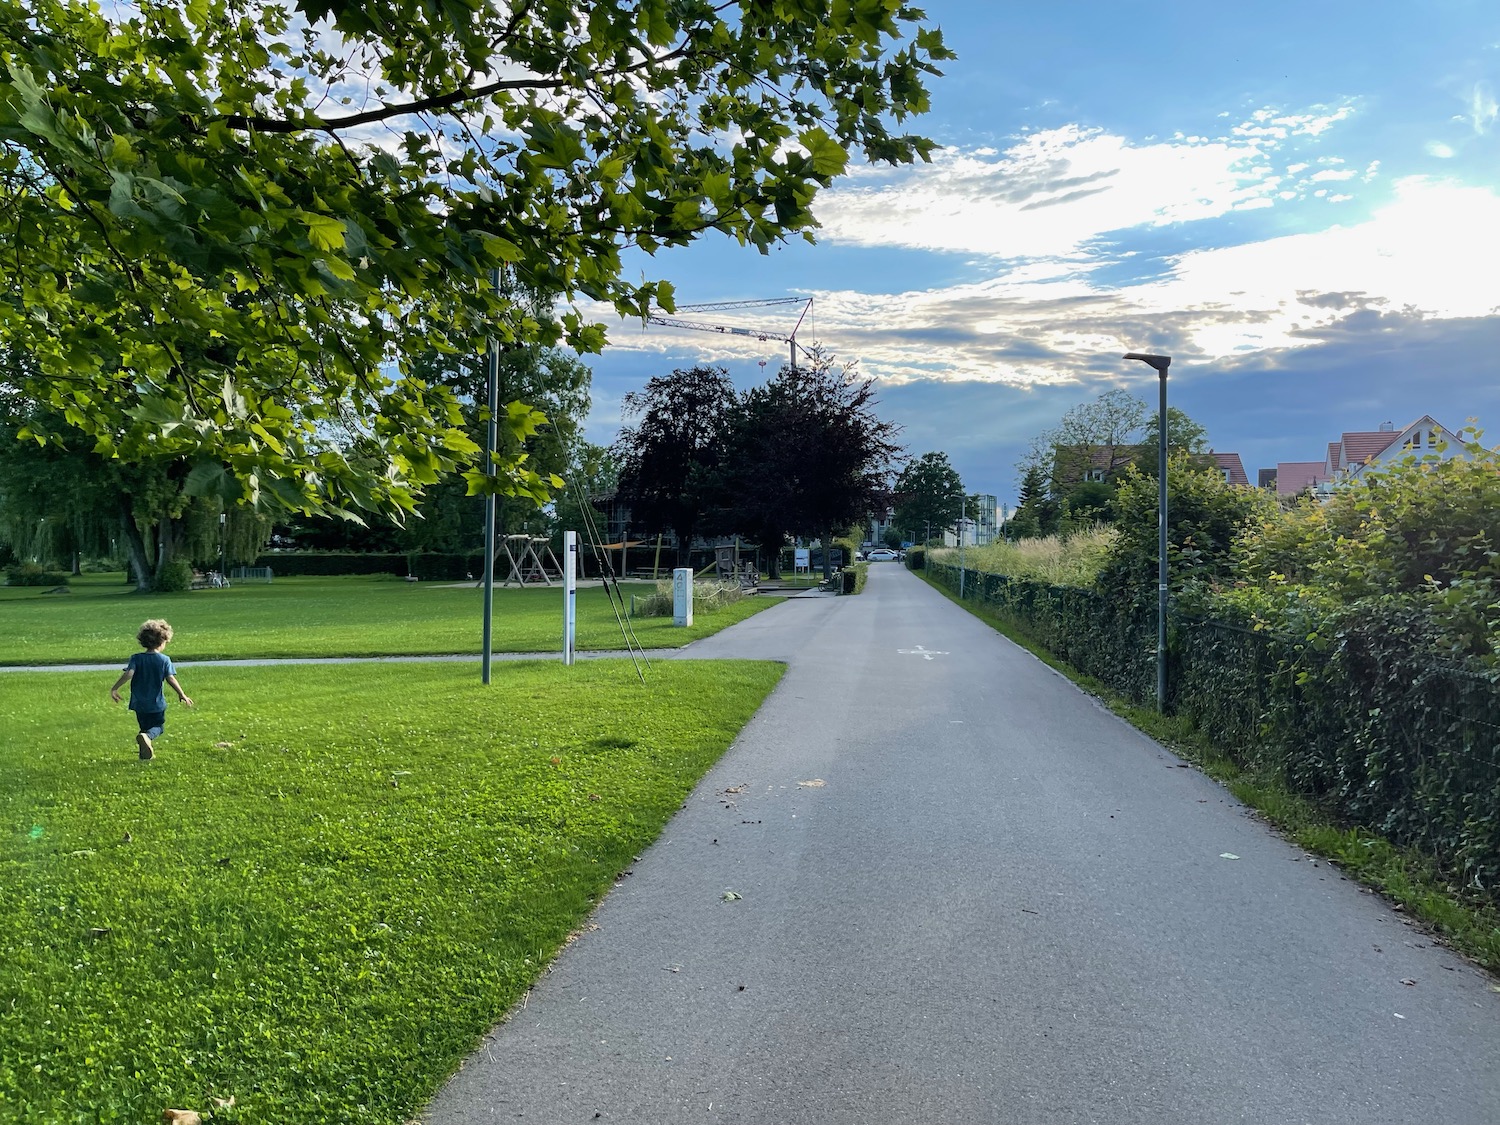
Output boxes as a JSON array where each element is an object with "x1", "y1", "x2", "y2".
[
  {"x1": 822, "y1": 527, "x2": 833, "y2": 580},
  {"x1": 155, "y1": 515, "x2": 184, "y2": 586},
  {"x1": 119, "y1": 501, "x2": 152, "y2": 592}
]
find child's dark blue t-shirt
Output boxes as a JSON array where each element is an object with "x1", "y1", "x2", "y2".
[{"x1": 126, "y1": 651, "x2": 175, "y2": 712}]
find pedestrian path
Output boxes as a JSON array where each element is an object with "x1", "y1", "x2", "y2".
[{"x1": 424, "y1": 563, "x2": 1500, "y2": 1125}]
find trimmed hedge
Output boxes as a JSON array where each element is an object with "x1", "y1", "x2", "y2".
[
  {"x1": 840, "y1": 562, "x2": 869, "y2": 595},
  {"x1": 904, "y1": 546, "x2": 926, "y2": 571},
  {"x1": 255, "y1": 553, "x2": 485, "y2": 579},
  {"x1": 5, "y1": 563, "x2": 70, "y2": 587},
  {"x1": 927, "y1": 560, "x2": 1500, "y2": 894}
]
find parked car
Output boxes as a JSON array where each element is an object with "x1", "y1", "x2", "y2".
[{"x1": 866, "y1": 548, "x2": 899, "y2": 562}]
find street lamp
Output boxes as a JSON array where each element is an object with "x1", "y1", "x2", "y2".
[{"x1": 1123, "y1": 352, "x2": 1170, "y2": 712}]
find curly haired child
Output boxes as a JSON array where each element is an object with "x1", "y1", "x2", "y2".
[{"x1": 109, "y1": 619, "x2": 193, "y2": 760}]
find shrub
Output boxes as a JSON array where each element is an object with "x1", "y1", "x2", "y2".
[
  {"x1": 632, "y1": 579, "x2": 746, "y2": 617},
  {"x1": 255, "y1": 552, "x2": 486, "y2": 579},
  {"x1": 904, "y1": 546, "x2": 926, "y2": 571},
  {"x1": 1098, "y1": 457, "x2": 1276, "y2": 609},
  {"x1": 841, "y1": 562, "x2": 869, "y2": 594},
  {"x1": 5, "y1": 562, "x2": 69, "y2": 587},
  {"x1": 153, "y1": 558, "x2": 194, "y2": 592},
  {"x1": 934, "y1": 526, "x2": 1117, "y2": 587}
]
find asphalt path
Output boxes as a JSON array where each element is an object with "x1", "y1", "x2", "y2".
[{"x1": 422, "y1": 562, "x2": 1500, "y2": 1124}]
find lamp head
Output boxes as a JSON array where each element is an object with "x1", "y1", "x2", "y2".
[{"x1": 1123, "y1": 352, "x2": 1171, "y2": 374}]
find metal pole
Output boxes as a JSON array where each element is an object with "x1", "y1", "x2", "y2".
[
  {"x1": 1157, "y1": 368, "x2": 1168, "y2": 713},
  {"x1": 563, "y1": 529, "x2": 577, "y2": 665},
  {"x1": 481, "y1": 267, "x2": 501, "y2": 684},
  {"x1": 959, "y1": 494, "x2": 966, "y2": 598}
]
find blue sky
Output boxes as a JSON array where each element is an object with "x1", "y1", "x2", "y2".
[{"x1": 577, "y1": 0, "x2": 1500, "y2": 506}]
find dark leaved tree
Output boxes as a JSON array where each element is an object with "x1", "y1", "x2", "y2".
[{"x1": 613, "y1": 366, "x2": 738, "y2": 565}]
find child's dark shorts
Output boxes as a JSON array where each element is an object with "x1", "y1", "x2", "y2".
[{"x1": 135, "y1": 710, "x2": 166, "y2": 734}]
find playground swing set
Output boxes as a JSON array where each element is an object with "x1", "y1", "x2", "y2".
[{"x1": 488, "y1": 534, "x2": 565, "y2": 587}]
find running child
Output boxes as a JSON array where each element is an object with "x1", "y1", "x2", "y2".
[{"x1": 110, "y1": 619, "x2": 193, "y2": 760}]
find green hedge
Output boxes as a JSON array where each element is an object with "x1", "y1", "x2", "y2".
[
  {"x1": 928, "y1": 560, "x2": 1500, "y2": 893},
  {"x1": 840, "y1": 562, "x2": 869, "y2": 595},
  {"x1": 5, "y1": 563, "x2": 69, "y2": 587},
  {"x1": 255, "y1": 552, "x2": 487, "y2": 579},
  {"x1": 904, "y1": 546, "x2": 926, "y2": 571}
]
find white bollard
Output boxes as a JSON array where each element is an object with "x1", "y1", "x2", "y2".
[
  {"x1": 563, "y1": 530, "x2": 578, "y2": 664},
  {"x1": 673, "y1": 567, "x2": 693, "y2": 627}
]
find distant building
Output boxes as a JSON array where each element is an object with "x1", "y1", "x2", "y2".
[
  {"x1": 971, "y1": 494, "x2": 998, "y2": 545},
  {"x1": 1270, "y1": 416, "x2": 1468, "y2": 499},
  {"x1": 1205, "y1": 452, "x2": 1250, "y2": 486}
]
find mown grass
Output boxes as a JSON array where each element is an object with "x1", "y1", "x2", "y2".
[
  {"x1": 0, "y1": 574, "x2": 773, "y2": 665},
  {"x1": 0, "y1": 659, "x2": 783, "y2": 1124},
  {"x1": 919, "y1": 572, "x2": 1500, "y2": 975},
  {"x1": 928, "y1": 525, "x2": 1116, "y2": 586}
]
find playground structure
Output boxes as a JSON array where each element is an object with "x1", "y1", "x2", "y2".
[{"x1": 494, "y1": 535, "x2": 564, "y2": 587}]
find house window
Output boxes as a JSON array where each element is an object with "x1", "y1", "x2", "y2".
[
  {"x1": 1086, "y1": 469, "x2": 1106, "y2": 482},
  {"x1": 1222, "y1": 469, "x2": 1232, "y2": 482}
]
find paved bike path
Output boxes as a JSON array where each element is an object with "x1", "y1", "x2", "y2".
[{"x1": 425, "y1": 564, "x2": 1500, "y2": 1124}]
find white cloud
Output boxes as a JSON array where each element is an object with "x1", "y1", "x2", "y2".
[
  {"x1": 1467, "y1": 81, "x2": 1499, "y2": 134},
  {"x1": 808, "y1": 105, "x2": 1356, "y2": 260},
  {"x1": 1426, "y1": 141, "x2": 1457, "y2": 158},
  {"x1": 593, "y1": 178, "x2": 1500, "y2": 391}
]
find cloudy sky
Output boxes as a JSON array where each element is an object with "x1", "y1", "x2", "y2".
[{"x1": 578, "y1": 0, "x2": 1500, "y2": 505}]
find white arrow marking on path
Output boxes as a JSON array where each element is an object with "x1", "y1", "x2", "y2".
[{"x1": 897, "y1": 645, "x2": 948, "y2": 660}]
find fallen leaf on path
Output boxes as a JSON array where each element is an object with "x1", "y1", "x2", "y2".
[
  {"x1": 1394, "y1": 1013, "x2": 1406, "y2": 1019},
  {"x1": 1220, "y1": 853, "x2": 1240, "y2": 860},
  {"x1": 1401, "y1": 978, "x2": 1417, "y2": 986},
  {"x1": 722, "y1": 784, "x2": 747, "y2": 795},
  {"x1": 721, "y1": 891, "x2": 742, "y2": 902},
  {"x1": 798, "y1": 779, "x2": 825, "y2": 788}
]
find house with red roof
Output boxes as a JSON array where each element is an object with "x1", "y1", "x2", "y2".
[{"x1": 1267, "y1": 416, "x2": 1465, "y2": 498}]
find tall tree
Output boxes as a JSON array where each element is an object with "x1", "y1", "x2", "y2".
[
  {"x1": 894, "y1": 452, "x2": 964, "y2": 543},
  {"x1": 1022, "y1": 389, "x2": 1148, "y2": 496},
  {"x1": 0, "y1": 0, "x2": 951, "y2": 522},
  {"x1": 721, "y1": 354, "x2": 901, "y2": 578},
  {"x1": 1007, "y1": 464, "x2": 1055, "y2": 539},
  {"x1": 1134, "y1": 407, "x2": 1211, "y2": 475},
  {"x1": 613, "y1": 366, "x2": 738, "y2": 565}
]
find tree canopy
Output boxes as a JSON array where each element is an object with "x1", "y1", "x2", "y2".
[
  {"x1": 893, "y1": 451, "x2": 963, "y2": 542},
  {"x1": 721, "y1": 353, "x2": 900, "y2": 575},
  {"x1": 0, "y1": 0, "x2": 951, "y2": 520},
  {"x1": 613, "y1": 365, "x2": 738, "y2": 564}
]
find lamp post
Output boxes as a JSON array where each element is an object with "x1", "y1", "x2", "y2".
[
  {"x1": 1123, "y1": 352, "x2": 1171, "y2": 712},
  {"x1": 481, "y1": 267, "x2": 501, "y2": 685}
]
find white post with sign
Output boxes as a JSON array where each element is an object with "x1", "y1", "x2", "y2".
[
  {"x1": 562, "y1": 530, "x2": 578, "y2": 664},
  {"x1": 673, "y1": 567, "x2": 693, "y2": 627}
]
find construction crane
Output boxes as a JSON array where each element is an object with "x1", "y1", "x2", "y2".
[{"x1": 646, "y1": 296, "x2": 814, "y2": 370}]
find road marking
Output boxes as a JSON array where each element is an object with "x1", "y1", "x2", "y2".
[{"x1": 897, "y1": 645, "x2": 948, "y2": 660}]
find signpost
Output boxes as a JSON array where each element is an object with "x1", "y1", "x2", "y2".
[
  {"x1": 563, "y1": 530, "x2": 578, "y2": 664},
  {"x1": 673, "y1": 567, "x2": 694, "y2": 627}
]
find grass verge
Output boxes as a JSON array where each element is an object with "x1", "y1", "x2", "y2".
[
  {"x1": 0, "y1": 574, "x2": 774, "y2": 665},
  {"x1": 0, "y1": 659, "x2": 783, "y2": 1123},
  {"x1": 919, "y1": 573, "x2": 1500, "y2": 975}
]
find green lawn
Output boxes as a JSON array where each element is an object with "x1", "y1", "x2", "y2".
[
  {"x1": 0, "y1": 659, "x2": 783, "y2": 1124},
  {"x1": 0, "y1": 574, "x2": 774, "y2": 665}
]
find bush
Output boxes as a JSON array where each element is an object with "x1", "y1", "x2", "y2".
[
  {"x1": 152, "y1": 558, "x2": 194, "y2": 592},
  {"x1": 932, "y1": 526, "x2": 1116, "y2": 586},
  {"x1": 255, "y1": 552, "x2": 485, "y2": 579},
  {"x1": 5, "y1": 562, "x2": 69, "y2": 587},
  {"x1": 632, "y1": 579, "x2": 747, "y2": 617},
  {"x1": 840, "y1": 562, "x2": 869, "y2": 594},
  {"x1": 904, "y1": 546, "x2": 926, "y2": 571}
]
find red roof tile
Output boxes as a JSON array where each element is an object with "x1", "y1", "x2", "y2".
[
  {"x1": 1277, "y1": 461, "x2": 1326, "y2": 497},
  {"x1": 1338, "y1": 430, "x2": 1403, "y2": 466},
  {"x1": 1210, "y1": 452, "x2": 1250, "y2": 486}
]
